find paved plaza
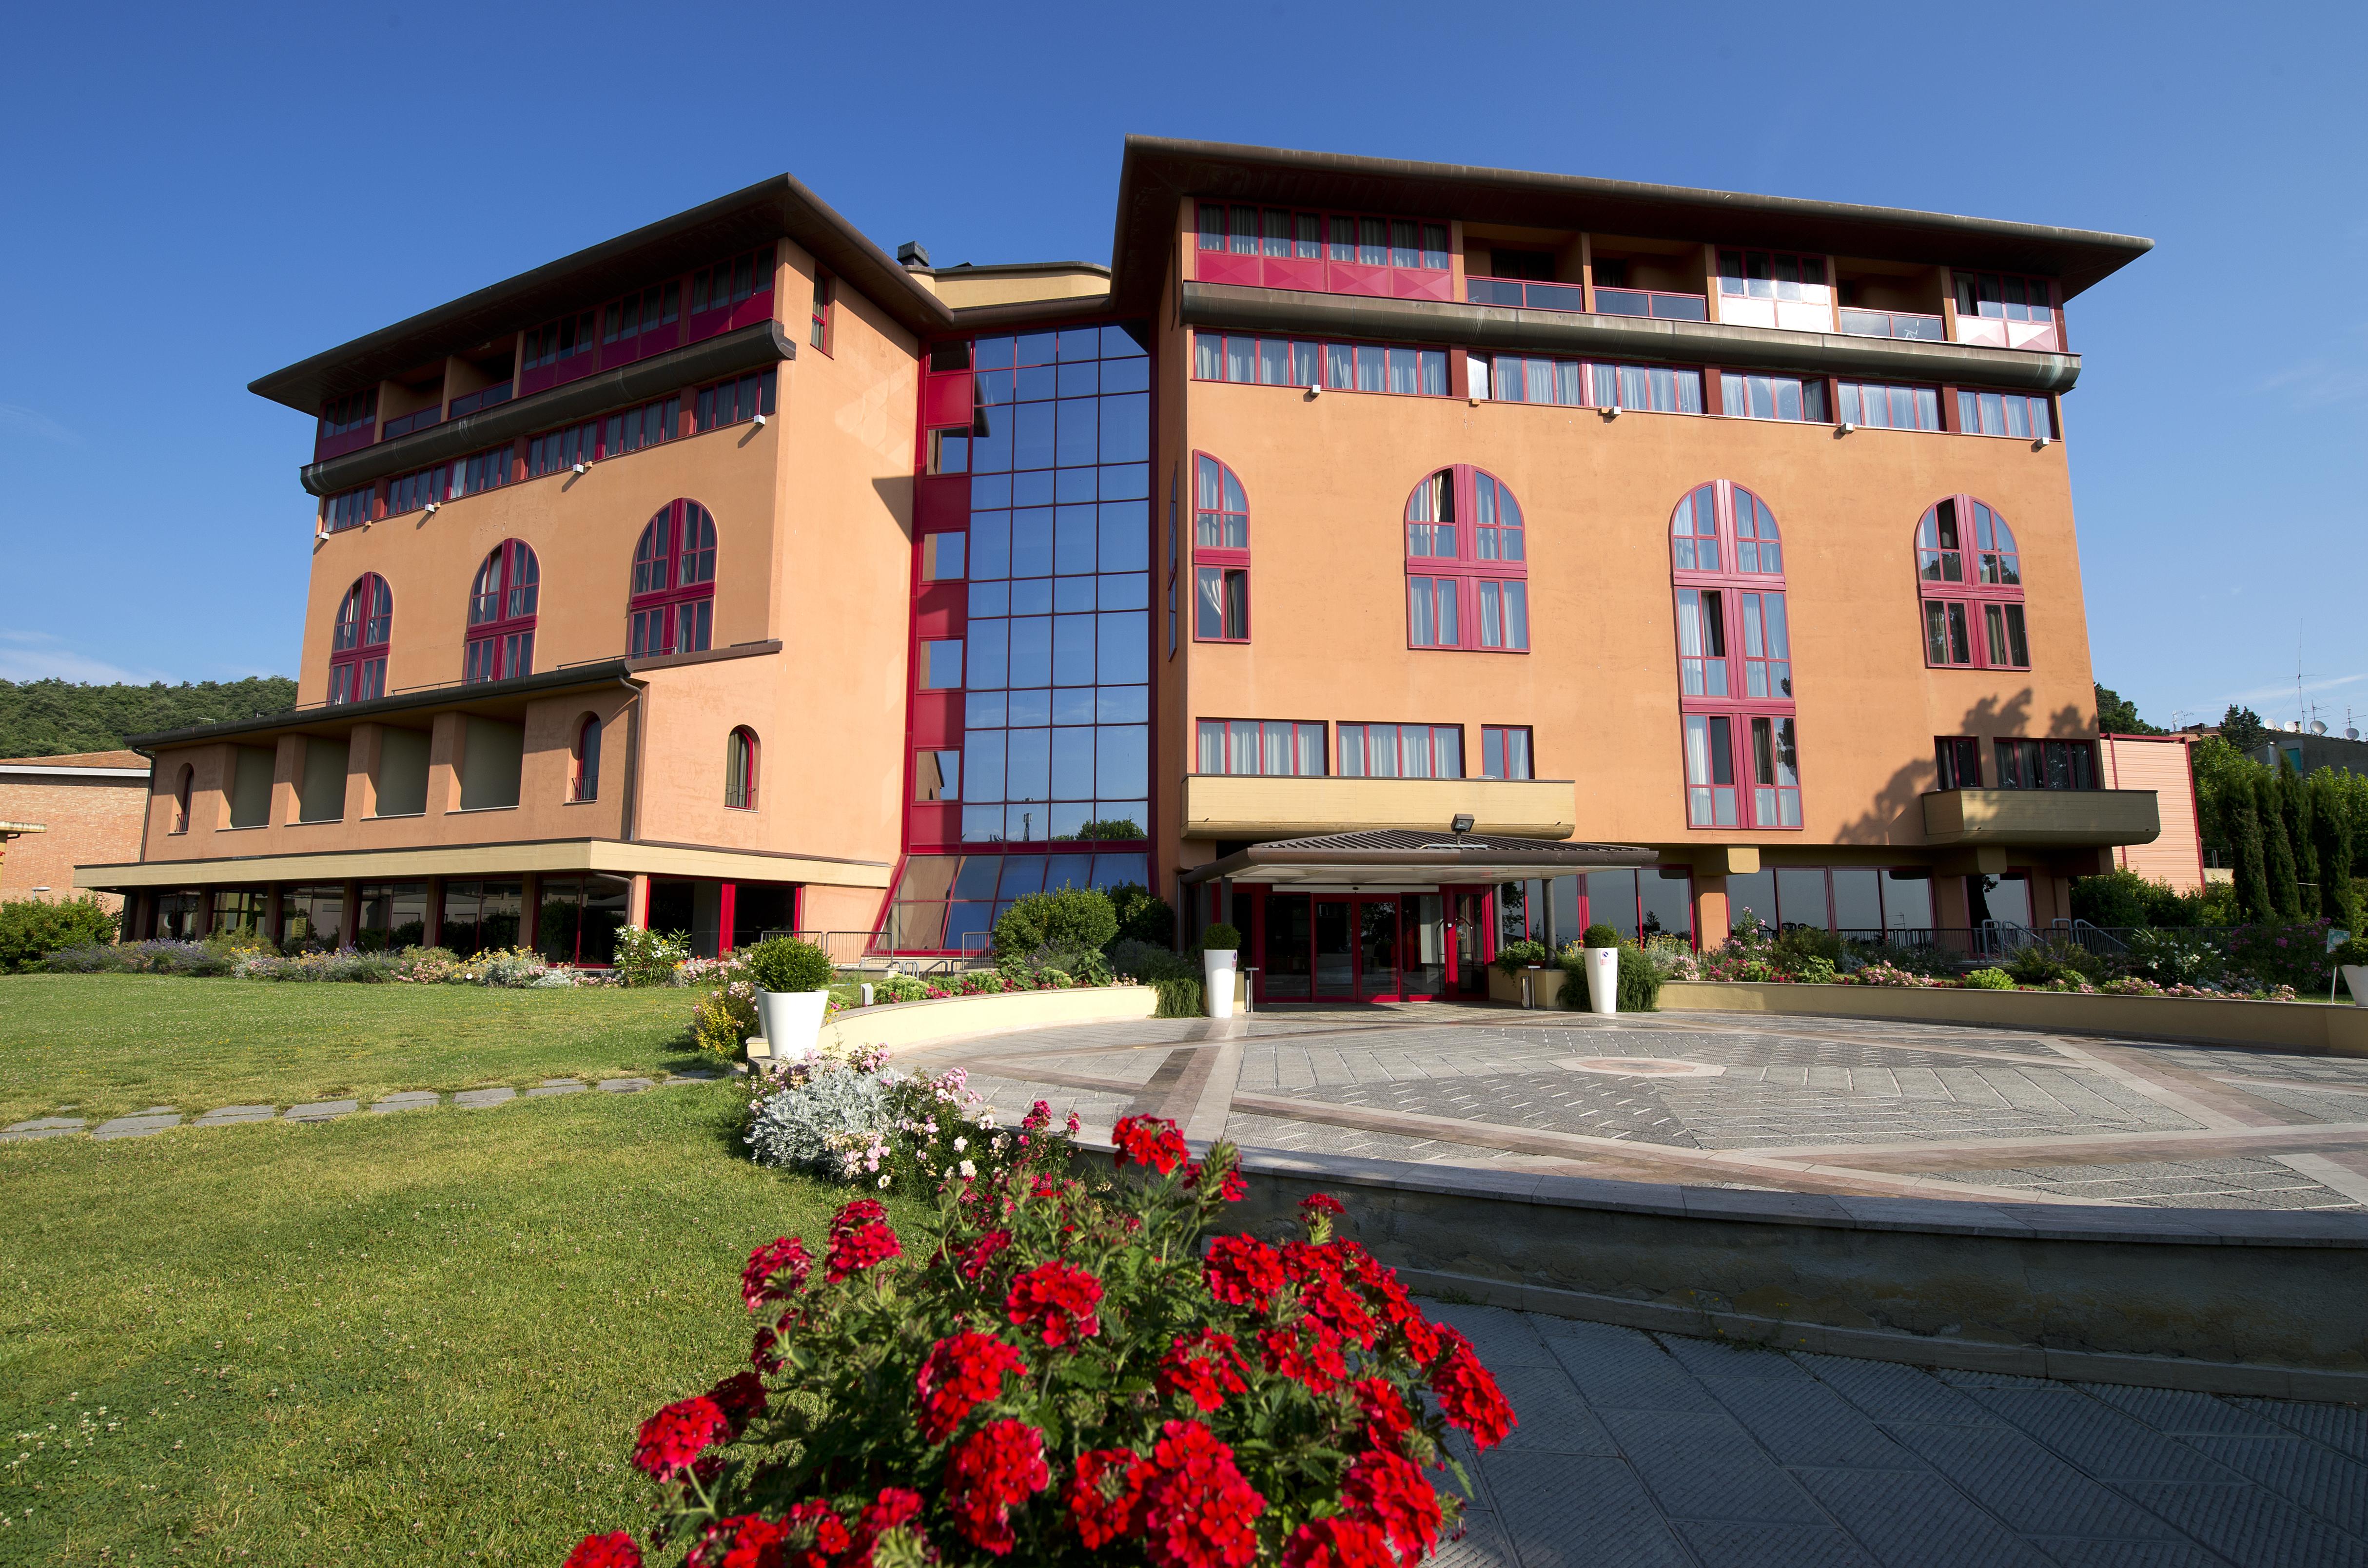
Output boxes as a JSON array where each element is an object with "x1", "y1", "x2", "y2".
[{"x1": 901, "y1": 1004, "x2": 2368, "y2": 1210}]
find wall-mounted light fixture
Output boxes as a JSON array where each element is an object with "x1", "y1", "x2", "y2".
[{"x1": 572, "y1": 461, "x2": 587, "y2": 475}]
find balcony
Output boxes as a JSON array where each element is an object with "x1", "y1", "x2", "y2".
[
  {"x1": 1921, "y1": 788, "x2": 2160, "y2": 848},
  {"x1": 1182, "y1": 773, "x2": 1574, "y2": 841},
  {"x1": 1465, "y1": 277, "x2": 1588, "y2": 313},
  {"x1": 1591, "y1": 286, "x2": 1706, "y2": 322},
  {"x1": 381, "y1": 406, "x2": 444, "y2": 440},
  {"x1": 448, "y1": 382, "x2": 513, "y2": 419},
  {"x1": 1837, "y1": 308, "x2": 1947, "y2": 342}
]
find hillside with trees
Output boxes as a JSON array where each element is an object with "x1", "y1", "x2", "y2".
[{"x1": 0, "y1": 678, "x2": 297, "y2": 758}]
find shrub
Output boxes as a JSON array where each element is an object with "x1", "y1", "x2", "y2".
[
  {"x1": 871, "y1": 974, "x2": 942, "y2": 1005},
  {"x1": 744, "y1": 936, "x2": 835, "y2": 994},
  {"x1": 2335, "y1": 935, "x2": 2368, "y2": 970},
  {"x1": 1152, "y1": 976, "x2": 1205, "y2": 1017},
  {"x1": 458, "y1": 947, "x2": 550, "y2": 987},
  {"x1": 2070, "y1": 869, "x2": 2211, "y2": 930},
  {"x1": 1075, "y1": 816, "x2": 1143, "y2": 840},
  {"x1": 2007, "y1": 937, "x2": 2105, "y2": 988},
  {"x1": 1963, "y1": 968, "x2": 2015, "y2": 989},
  {"x1": 1109, "y1": 938, "x2": 1194, "y2": 983},
  {"x1": 1201, "y1": 920, "x2": 1243, "y2": 952},
  {"x1": 1105, "y1": 883, "x2": 1175, "y2": 948},
  {"x1": 1842, "y1": 938, "x2": 1955, "y2": 979},
  {"x1": 0, "y1": 895, "x2": 119, "y2": 973},
  {"x1": 692, "y1": 979, "x2": 759, "y2": 1056},
  {"x1": 745, "y1": 1049, "x2": 1023, "y2": 1189},
  {"x1": 389, "y1": 945, "x2": 460, "y2": 983},
  {"x1": 1490, "y1": 939, "x2": 1552, "y2": 974},
  {"x1": 614, "y1": 927, "x2": 691, "y2": 987},
  {"x1": 2121, "y1": 928, "x2": 2227, "y2": 987},
  {"x1": 1773, "y1": 925, "x2": 1844, "y2": 967},
  {"x1": 1849, "y1": 963, "x2": 1934, "y2": 987},
  {"x1": 578, "y1": 1111, "x2": 1512, "y2": 1567},
  {"x1": 1557, "y1": 942, "x2": 1663, "y2": 1011},
  {"x1": 2225, "y1": 919, "x2": 2333, "y2": 992},
  {"x1": 37, "y1": 943, "x2": 126, "y2": 974},
  {"x1": 1579, "y1": 923, "x2": 1622, "y2": 949},
  {"x1": 993, "y1": 889, "x2": 1120, "y2": 963}
]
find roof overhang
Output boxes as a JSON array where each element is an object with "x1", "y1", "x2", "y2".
[
  {"x1": 128, "y1": 660, "x2": 641, "y2": 749},
  {"x1": 75, "y1": 836, "x2": 892, "y2": 893},
  {"x1": 1180, "y1": 831, "x2": 1658, "y2": 888},
  {"x1": 1109, "y1": 136, "x2": 2152, "y2": 322},
  {"x1": 0, "y1": 763, "x2": 149, "y2": 780}
]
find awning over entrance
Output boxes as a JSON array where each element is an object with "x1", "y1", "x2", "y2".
[{"x1": 1180, "y1": 829, "x2": 1658, "y2": 889}]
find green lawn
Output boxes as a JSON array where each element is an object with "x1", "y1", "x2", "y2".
[
  {"x1": 0, "y1": 976, "x2": 719, "y2": 1126},
  {"x1": 1, "y1": 1084, "x2": 901, "y2": 1565}
]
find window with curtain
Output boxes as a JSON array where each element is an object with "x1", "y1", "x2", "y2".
[
  {"x1": 1916, "y1": 496, "x2": 2028, "y2": 670},
  {"x1": 1670, "y1": 481, "x2": 1800, "y2": 828},
  {"x1": 1191, "y1": 452, "x2": 1250, "y2": 642},
  {"x1": 725, "y1": 727, "x2": 759, "y2": 810},
  {"x1": 1720, "y1": 371, "x2": 1830, "y2": 424},
  {"x1": 1837, "y1": 381, "x2": 1941, "y2": 431},
  {"x1": 1404, "y1": 467, "x2": 1528, "y2": 652},
  {"x1": 1337, "y1": 723, "x2": 1462, "y2": 779},
  {"x1": 1482, "y1": 726, "x2": 1533, "y2": 779},
  {"x1": 1192, "y1": 334, "x2": 1446, "y2": 397},
  {"x1": 1195, "y1": 719, "x2": 1325, "y2": 776},
  {"x1": 572, "y1": 716, "x2": 601, "y2": 802},
  {"x1": 628, "y1": 499, "x2": 719, "y2": 658},
  {"x1": 1956, "y1": 390, "x2": 2054, "y2": 440},
  {"x1": 1995, "y1": 738, "x2": 2096, "y2": 791},
  {"x1": 329, "y1": 573, "x2": 392, "y2": 705},
  {"x1": 463, "y1": 542, "x2": 537, "y2": 684}
]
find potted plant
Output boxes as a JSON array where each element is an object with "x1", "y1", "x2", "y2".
[
  {"x1": 1201, "y1": 921, "x2": 1242, "y2": 1019},
  {"x1": 2337, "y1": 935, "x2": 2368, "y2": 1008},
  {"x1": 1581, "y1": 923, "x2": 1622, "y2": 1016},
  {"x1": 742, "y1": 936, "x2": 835, "y2": 1063}
]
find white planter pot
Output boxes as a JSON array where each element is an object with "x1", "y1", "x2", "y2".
[
  {"x1": 1203, "y1": 949, "x2": 1238, "y2": 1019},
  {"x1": 755, "y1": 988, "x2": 829, "y2": 1062},
  {"x1": 1585, "y1": 948, "x2": 1620, "y2": 1016},
  {"x1": 2345, "y1": 966, "x2": 2368, "y2": 1008}
]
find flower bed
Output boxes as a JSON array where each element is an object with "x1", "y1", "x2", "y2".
[
  {"x1": 35, "y1": 939, "x2": 607, "y2": 987},
  {"x1": 568, "y1": 1109, "x2": 1514, "y2": 1567}
]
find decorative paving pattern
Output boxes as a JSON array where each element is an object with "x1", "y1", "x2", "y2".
[
  {"x1": 0, "y1": 1073, "x2": 723, "y2": 1143},
  {"x1": 903, "y1": 1005, "x2": 2368, "y2": 1210},
  {"x1": 1434, "y1": 1302, "x2": 2368, "y2": 1568}
]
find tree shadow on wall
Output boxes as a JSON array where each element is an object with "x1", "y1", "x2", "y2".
[{"x1": 1831, "y1": 690, "x2": 2094, "y2": 847}]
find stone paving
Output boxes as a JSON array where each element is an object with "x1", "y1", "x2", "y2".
[
  {"x1": 900, "y1": 1004, "x2": 2368, "y2": 1210},
  {"x1": 0, "y1": 1072, "x2": 722, "y2": 1143},
  {"x1": 1431, "y1": 1300, "x2": 2368, "y2": 1568}
]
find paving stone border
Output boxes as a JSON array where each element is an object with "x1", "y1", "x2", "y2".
[{"x1": 0, "y1": 1071, "x2": 723, "y2": 1145}]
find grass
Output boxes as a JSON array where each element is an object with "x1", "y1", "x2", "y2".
[
  {"x1": 0, "y1": 976, "x2": 718, "y2": 1125},
  {"x1": 0, "y1": 1084, "x2": 909, "y2": 1565}
]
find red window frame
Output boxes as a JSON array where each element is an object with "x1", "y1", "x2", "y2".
[
  {"x1": 1191, "y1": 333, "x2": 1449, "y2": 398},
  {"x1": 1481, "y1": 725, "x2": 1533, "y2": 779},
  {"x1": 1953, "y1": 270, "x2": 2055, "y2": 324},
  {"x1": 1954, "y1": 390, "x2": 2055, "y2": 441},
  {"x1": 324, "y1": 486, "x2": 375, "y2": 533},
  {"x1": 572, "y1": 715, "x2": 601, "y2": 803},
  {"x1": 1191, "y1": 452, "x2": 1250, "y2": 643},
  {"x1": 810, "y1": 271, "x2": 834, "y2": 354},
  {"x1": 1337, "y1": 722, "x2": 1464, "y2": 779},
  {"x1": 1193, "y1": 201, "x2": 1450, "y2": 301},
  {"x1": 629, "y1": 500, "x2": 718, "y2": 658},
  {"x1": 696, "y1": 371, "x2": 776, "y2": 431},
  {"x1": 315, "y1": 388, "x2": 378, "y2": 461},
  {"x1": 1194, "y1": 718, "x2": 1327, "y2": 776},
  {"x1": 385, "y1": 463, "x2": 450, "y2": 516},
  {"x1": 1935, "y1": 736, "x2": 1983, "y2": 790},
  {"x1": 329, "y1": 572, "x2": 392, "y2": 706},
  {"x1": 1995, "y1": 738, "x2": 2097, "y2": 792},
  {"x1": 1403, "y1": 466, "x2": 1528, "y2": 652},
  {"x1": 725, "y1": 727, "x2": 759, "y2": 810},
  {"x1": 1916, "y1": 495, "x2": 2028, "y2": 670},
  {"x1": 457, "y1": 444, "x2": 515, "y2": 496},
  {"x1": 171, "y1": 763, "x2": 193, "y2": 833},
  {"x1": 464, "y1": 541, "x2": 538, "y2": 684},
  {"x1": 1671, "y1": 480, "x2": 1800, "y2": 829}
]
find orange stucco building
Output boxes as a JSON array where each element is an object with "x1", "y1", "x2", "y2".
[{"x1": 84, "y1": 140, "x2": 2164, "y2": 990}]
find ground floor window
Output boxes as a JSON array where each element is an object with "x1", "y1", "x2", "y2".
[
  {"x1": 536, "y1": 875, "x2": 631, "y2": 967},
  {"x1": 282, "y1": 885, "x2": 346, "y2": 949},
  {"x1": 1496, "y1": 869, "x2": 1694, "y2": 947},
  {"x1": 439, "y1": 880, "x2": 523, "y2": 958},
  {"x1": 879, "y1": 850, "x2": 1151, "y2": 954},
  {"x1": 1721, "y1": 866, "x2": 1937, "y2": 934},
  {"x1": 208, "y1": 888, "x2": 268, "y2": 939},
  {"x1": 353, "y1": 883, "x2": 428, "y2": 951},
  {"x1": 155, "y1": 890, "x2": 204, "y2": 941}
]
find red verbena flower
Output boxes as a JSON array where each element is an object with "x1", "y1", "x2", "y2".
[
  {"x1": 944, "y1": 1418, "x2": 1052, "y2": 1555},
  {"x1": 706, "y1": 1370, "x2": 768, "y2": 1433},
  {"x1": 916, "y1": 1330, "x2": 1028, "y2": 1443},
  {"x1": 1353, "y1": 1376, "x2": 1414, "y2": 1453},
  {"x1": 1068, "y1": 1446, "x2": 1154, "y2": 1548},
  {"x1": 1185, "y1": 1159, "x2": 1249, "y2": 1201},
  {"x1": 1158, "y1": 1330, "x2": 1249, "y2": 1413},
  {"x1": 1113, "y1": 1113, "x2": 1189, "y2": 1176},
  {"x1": 1282, "y1": 1517, "x2": 1397, "y2": 1568},
  {"x1": 1300, "y1": 1192, "x2": 1347, "y2": 1219},
  {"x1": 852, "y1": 1487, "x2": 927, "y2": 1567},
  {"x1": 1005, "y1": 1260, "x2": 1104, "y2": 1348},
  {"x1": 740, "y1": 1236, "x2": 812, "y2": 1311},
  {"x1": 1432, "y1": 1344, "x2": 1517, "y2": 1450},
  {"x1": 564, "y1": 1531, "x2": 643, "y2": 1568},
  {"x1": 1139, "y1": 1418, "x2": 1266, "y2": 1568},
  {"x1": 781, "y1": 1498, "x2": 853, "y2": 1568},
  {"x1": 1022, "y1": 1100, "x2": 1054, "y2": 1132},
  {"x1": 1259, "y1": 1322, "x2": 1350, "y2": 1395},
  {"x1": 632, "y1": 1395, "x2": 731, "y2": 1481},
  {"x1": 825, "y1": 1217, "x2": 902, "y2": 1283},
  {"x1": 1203, "y1": 1234, "x2": 1288, "y2": 1311},
  {"x1": 1341, "y1": 1448, "x2": 1442, "y2": 1566},
  {"x1": 955, "y1": 1228, "x2": 1012, "y2": 1281},
  {"x1": 1298, "y1": 1271, "x2": 1381, "y2": 1350}
]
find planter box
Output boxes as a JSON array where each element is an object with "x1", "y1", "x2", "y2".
[
  {"x1": 814, "y1": 983, "x2": 1157, "y2": 1057},
  {"x1": 1485, "y1": 965, "x2": 1559, "y2": 1008},
  {"x1": 1661, "y1": 981, "x2": 2368, "y2": 1056}
]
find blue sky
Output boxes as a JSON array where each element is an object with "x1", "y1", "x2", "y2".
[{"x1": 2, "y1": 1, "x2": 2359, "y2": 734}]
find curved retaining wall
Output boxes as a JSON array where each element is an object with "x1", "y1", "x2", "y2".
[
  {"x1": 1659, "y1": 980, "x2": 2368, "y2": 1055},
  {"x1": 801, "y1": 984, "x2": 1159, "y2": 1057},
  {"x1": 1208, "y1": 1146, "x2": 2368, "y2": 1401}
]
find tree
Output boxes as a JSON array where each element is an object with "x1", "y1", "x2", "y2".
[
  {"x1": 0, "y1": 677, "x2": 296, "y2": 757},
  {"x1": 2219, "y1": 705, "x2": 2269, "y2": 756},
  {"x1": 2231, "y1": 792, "x2": 2273, "y2": 921},
  {"x1": 2258, "y1": 774, "x2": 2305, "y2": 919},
  {"x1": 2309, "y1": 773, "x2": 2361, "y2": 930},
  {"x1": 2094, "y1": 684, "x2": 2162, "y2": 735}
]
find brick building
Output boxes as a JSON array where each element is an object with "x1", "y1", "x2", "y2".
[{"x1": 1, "y1": 752, "x2": 150, "y2": 912}]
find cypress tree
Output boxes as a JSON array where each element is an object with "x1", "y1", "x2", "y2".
[
  {"x1": 2232, "y1": 794, "x2": 2273, "y2": 922},
  {"x1": 2260, "y1": 774, "x2": 2305, "y2": 920},
  {"x1": 2285, "y1": 761, "x2": 2320, "y2": 893},
  {"x1": 2312, "y1": 775, "x2": 2360, "y2": 930}
]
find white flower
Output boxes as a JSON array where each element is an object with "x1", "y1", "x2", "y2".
[
  {"x1": 959, "y1": 1161, "x2": 976, "y2": 1179},
  {"x1": 877, "y1": 1174, "x2": 892, "y2": 1189},
  {"x1": 952, "y1": 1137, "x2": 967, "y2": 1153}
]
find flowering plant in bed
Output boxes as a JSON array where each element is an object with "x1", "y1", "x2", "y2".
[{"x1": 569, "y1": 1108, "x2": 1515, "y2": 1567}]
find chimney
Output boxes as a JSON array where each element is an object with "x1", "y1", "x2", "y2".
[{"x1": 897, "y1": 241, "x2": 931, "y2": 271}]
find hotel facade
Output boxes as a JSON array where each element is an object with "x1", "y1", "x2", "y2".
[{"x1": 83, "y1": 139, "x2": 2166, "y2": 999}]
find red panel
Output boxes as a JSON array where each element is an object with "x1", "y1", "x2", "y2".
[
  {"x1": 727, "y1": 291, "x2": 776, "y2": 332},
  {"x1": 914, "y1": 583, "x2": 962, "y2": 638},
  {"x1": 910, "y1": 690, "x2": 961, "y2": 745},
  {"x1": 907, "y1": 803, "x2": 959, "y2": 847},
  {"x1": 1392, "y1": 269, "x2": 1452, "y2": 302},
  {"x1": 922, "y1": 372, "x2": 974, "y2": 428},
  {"x1": 915, "y1": 476, "x2": 970, "y2": 533},
  {"x1": 637, "y1": 322, "x2": 680, "y2": 359},
  {"x1": 314, "y1": 426, "x2": 375, "y2": 462},
  {"x1": 518, "y1": 363, "x2": 557, "y2": 398},
  {"x1": 1327, "y1": 263, "x2": 1390, "y2": 297},
  {"x1": 600, "y1": 337, "x2": 640, "y2": 371},
  {"x1": 553, "y1": 353, "x2": 597, "y2": 388},
  {"x1": 685, "y1": 307, "x2": 730, "y2": 343},
  {"x1": 1264, "y1": 257, "x2": 1327, "y2": 292},
  {"x1": 1194, "y1": 251, "x2": 1262, "y2": 287}
]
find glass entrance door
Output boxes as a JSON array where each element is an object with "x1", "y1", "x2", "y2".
[
  {"x1": 1450, "y1": 891, "x2": 1487, "y2": 995},
  {"x1": 1358, "y1": 901, "x2": 1400, "y2": 999},
  {"x1": 1313, "y1": 900, "x2": 1355, "y2": 997}
]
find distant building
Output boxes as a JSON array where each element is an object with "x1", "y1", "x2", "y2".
[
  {"x1": 2178, "y1": 722, "x2": 2368, "y2": 781},
  {"x1": 2098, "y1": 735, "x2": 2204, "y2": 892},
  {"x1": 0, "y1": 752, "x2": 150, "y2": 912}
]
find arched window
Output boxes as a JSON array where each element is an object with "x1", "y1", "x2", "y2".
[
  {"x1": 1405, "y1": 466, "x2": 1528, "y2": 651},
  {"x1": 1670, "y1": 481, "x2": 1800, "y2": 830},
  {"x1": 628, "y1": 500, "x2": 718, "y2": 658},
  {"x1": 1916, "y1": 497, "x2": 2027, "y2": 669},
  {"x1": 1191, "y1": 453, "x2": 1249, "y2": 642},
  {"x1": 465, "y1": 541, "x2": 538, "y2": 684},
  {"x1": 725, "y1": 727, "x2": 759, "y2": 810},
  {"x1": 329, "y1": 573, "x2": 392, "y2": 705},
  {"x1": 171, "y1": 764, "x2": 193, "y2": 834},
  {"x1": 572, "y1": 715, "x2": 601, "y2": 803}
]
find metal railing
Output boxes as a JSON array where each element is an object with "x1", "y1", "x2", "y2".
[
  {"x1": 1833, "y1": 925, "x2": 2042, "y2": 961},
  {"x1": 1836, "y1": 307, "x2": 1947, "y2": 341},
  {"x1": 1591, "y1": 287, "x2": 1708, "y2": 322},
  {"x1": 1465, "y1": 277, "x2": 1588, "y2": 313}
]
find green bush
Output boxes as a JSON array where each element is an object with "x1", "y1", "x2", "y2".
[
  {"x1": 1104, "y1": 883, "x2": 1175, "y2": 948},
  {"x1": 1491, "y1": 939, "x2": 1552, "y2": 974},
  {"x1": 1108, "y1": 937, "x2": 1194, "y2": 982},
  {"x1": 1151, "y1": 975, "x2": 1205, "y2": 1017},
  {"x1": 1202, "y1": 920, "x2": 1243, "y2": 951},
  {"x1": 1773, "y1": 925, "x2": 1844, "y2": 966},
  {"x1": 611, "y1": 927, "x2": 690, "y2": 987},
  {"x1": 2070, "y1": 869, "x2": 2212, "y2": 930},
  {"x1": 2122, "y1": 928, "x2": 2227, "y2": 987},
  {"x1": 2334, "y1": 935, "x2": 2368, "y2": 969},
  {"x1": 2007, "y1": 937, "x2": 2105, "y2": 988},
  {"x1": 1558, "y1": 945, "x2": 1662, "y2": 1011},
  {"x1": 1963, "y1": 967, "x2": 2015, "y2": 989},
  {"x1": 991, "y1": 888, "x2": 1119, "y2": 960},
  {"x1": 1579, "y1": 923, "x2": 1622, "y2": 949},
  {"x1": 742, "y1": 936, "x2": 833, "y2": 993},
  {"x1": 0, "y1": 895, "x2": 119, "y2": 973}
]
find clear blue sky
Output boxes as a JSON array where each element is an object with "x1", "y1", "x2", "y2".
[{"x1": 3, "y1": 0, "x2": 2359, "y2": 735}]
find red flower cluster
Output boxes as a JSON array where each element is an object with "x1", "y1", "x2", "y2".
[
  {"x1": 633, "y1": 1395, "x2": 731, "y2": 1481},
  {"x1": 1005, "y1": 1260, "x2": 1104, "y2": 1347},
  {"x1": 1300, "y1": 1192, "x2": 1347, "y2": 1218},
  {"x1": 1158, "y1": 1329, "x2": 1249, "y2": 1412},
  {"x1": 1140, "y1": 1418, "x2": 1266, "y2": 1568},
  {"x1": 564, "y1": 1531, "x2": 642, "y2": 1568},
  {"x1": 915, "y1": 1330, "x2": 1026, "y2": 1443},
  {"x1": 943, "y1": 1418, "x2": 1051, "y2": 1555},
  {"x1": 1431, "y1": 1339, "x2": 1517, "y2": 1450},
  {"x1": 740, "y1": 1236, "x2": 811, "y2": 1311},
  {"x1": 1282, "y1": 1517, "x2": 1396, "y2": 1568},
  {"x1": 706, "y1": 1370, "x2": 768, "y2": 1435},
  {"x1": 1184, "y1": 1159, "x2": 1248, "y2": 1201},
  {"x1": 1341, "y1": 1448, "x2": 1442, "y2": 1566},
  {"x1": 851, "y1": 1488, "x2": 927, "y2": 1566},
  {"x1": 1353, "y1": 1376, "x2": 1413, "y2": 1453},
  {"x1": 1203, "y1": 1234, "x2": 1288, "y2": 1310},
  {"x1": 1259, "y1": 1322, "x2": 1351, "y2": 1395},
  {"x1": 953, "y1": 1228, "x2": 1011, "y2": 1281},
  {"x1": 825, "y1": 1200, "x2": 902, "y2": 1283},
  {"x1": 1113, "y1": 1113, "x2": 1189, "y2": 1176},
  {"x1": 1067, "y1": 1447, "x2": 1153, "y2": 1548}
]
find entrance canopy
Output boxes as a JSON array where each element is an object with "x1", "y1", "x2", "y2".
[{"x1": 1181, "y1": 829, "x2": 1657, "y2": 889}]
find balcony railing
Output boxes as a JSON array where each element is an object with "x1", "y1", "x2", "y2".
[
  {"x1": 381, "y1": 406, "x2": 444, "y2": 440},
  {"x1": 1837, "y1": 308, "x2": 1947, "y2": 342},
  {"x1": 1591, "y1": 287, "x2": 1707, "y2": 322},
  {"x1": 1920, "y1": 788, "x2": 2160, "y2": 847},
  {"x1": 448, "y1": 382, "x2": 514, "y2": 419},
  {"x1": 1466, "y1": 277, "x2": 1588, "y2": 313}
]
